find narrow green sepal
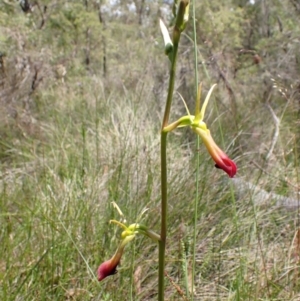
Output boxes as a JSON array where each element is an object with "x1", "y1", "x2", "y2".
[
  {"x1": 195, "y1": 82, "x2": 202, "y2": 118},
  {"x1": 194, "y1": 83, "x2": 217, "y2": 123}
]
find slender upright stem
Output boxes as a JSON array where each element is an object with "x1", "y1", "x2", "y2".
[
  {"x1": 158, "y1": 25, "x2": 179, "y2": 301},
  {"x1": 158, "y1": 132, "x2": 167, "y2": 301},
  {"x1": 158, "y1": 2, "x2": 188, "y2": 300},
  {"x1": 161, "y1": 43, "x2": 179, "y2": 129}
]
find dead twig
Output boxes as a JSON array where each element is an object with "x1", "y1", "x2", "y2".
[
  {"x1": 265, "y1": 103, "x2": 280, "y2": 160},
  {"x1": 164, "y1": 271, "x2": 188, "y2": 301}
]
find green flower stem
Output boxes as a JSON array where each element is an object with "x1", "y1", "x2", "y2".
[
  {"x1": 158, "y1": 131, "x2": 168, "y2": 301},
  {"x1": 159, "y1": 2, "x2": 188, "y2": 300},
  {"x1": 159, "y1": 33, "x2": 179, "y2": 301},
  {"x1": 159, "y1": 36, "x2": 179, "y2": 301}
]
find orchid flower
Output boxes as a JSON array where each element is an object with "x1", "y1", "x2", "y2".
[
  {"x1": 98, "y1": 213, "x2": 160, "y2": 281},
  {"x1": 163, "y1": 84, "x2": 237, "y2": 178},
  {"x1": 98, "y1": 234, "x2": 135, "y2": 281}
]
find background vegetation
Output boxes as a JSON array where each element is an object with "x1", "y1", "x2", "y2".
[{"x1": 0, "y1": 0, "x2": 299, "y2": 300}]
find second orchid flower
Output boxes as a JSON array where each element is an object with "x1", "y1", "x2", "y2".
[{"x1": 163, "y1": 84, "x2": 237, "y2": 178}]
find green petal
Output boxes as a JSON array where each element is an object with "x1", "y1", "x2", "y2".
[
  {"x1": 196, "y1": 84, "x2": 217, "y2": 123},
  {"x1": 195, "y1": 82, "x2": 202, "y2": 118}
]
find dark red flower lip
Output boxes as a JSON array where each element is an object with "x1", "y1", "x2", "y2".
[
  {"x1": 215, "y1": 157, "x2": 237, "y2": 178},
  {"x1": 215, "y1": 158, "x2": 237, "y2": 178},
  {"x1": 98, "y1": 234, "x2": 135, "y2": 281},
  {"x1": 98, "y1": 259, "x2": 119, "y2": 281},
  {"x1": 193, "y1": 127, "x2": 237, "y2": 178}
]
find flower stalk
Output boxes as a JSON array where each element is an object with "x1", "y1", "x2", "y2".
[{"x1": 159, "y1": 2, "x2": 190, "y2": 301}]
